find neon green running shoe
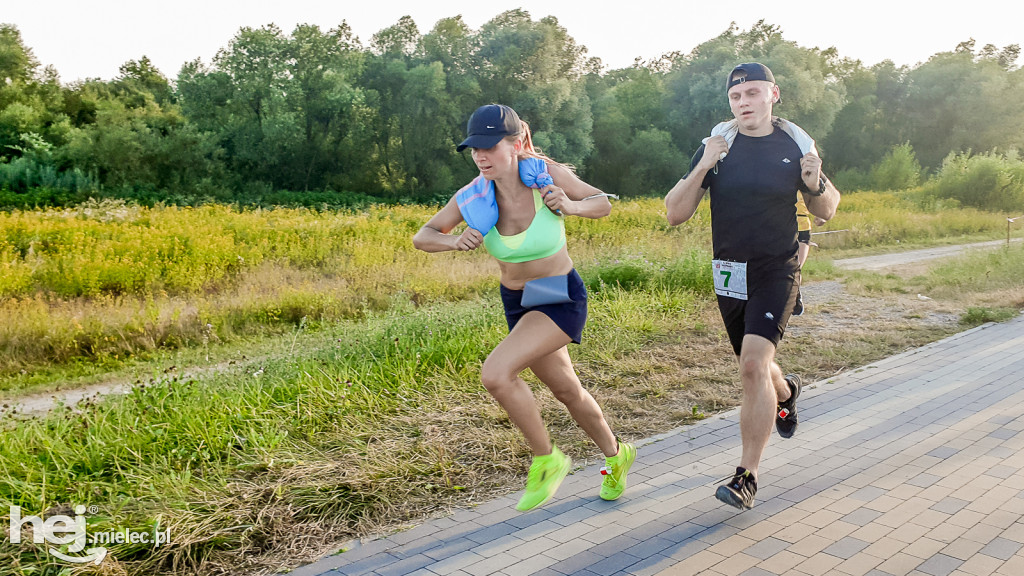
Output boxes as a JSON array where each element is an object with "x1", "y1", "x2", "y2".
[
  {"x1": 599, "y1": 440, "x2": 636, "y2": 501},
  {"x1": 516, "y1": 445, "x2": 572, "y2": 512}
]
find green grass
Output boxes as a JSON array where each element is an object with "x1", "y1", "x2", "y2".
[
  {"x1": 1, "y1": 192, "x2": 1023, "y2": 575},
  {"x1": 0, "y1": 267, "x2": 707, "y2": 574},
  {"x1": 1, "y1": 192, "x2": 1017, "y2": 381}
]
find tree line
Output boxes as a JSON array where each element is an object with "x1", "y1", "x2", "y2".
[{"x1": 1, "y1": 12, "x2": 1022, "y2": 207}]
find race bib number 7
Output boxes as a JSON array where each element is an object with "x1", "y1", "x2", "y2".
[{"x1": 712, "y1": 259, "x2": 748, "y2": 300}]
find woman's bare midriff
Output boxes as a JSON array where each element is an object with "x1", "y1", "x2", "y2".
[{"x1": 496, "y1": 246, "x2": 573, "y2": 290}]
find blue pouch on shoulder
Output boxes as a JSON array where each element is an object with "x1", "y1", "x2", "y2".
[
  {"x1": 456, "y1": 158, "x2": 554, "y2": 233},
  {"x1": 456, "y1": 175, "x2": 498, "y2": 234}
]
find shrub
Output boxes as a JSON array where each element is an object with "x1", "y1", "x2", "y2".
[
  {"x1": 926, "y1": 150, "x2": 1024, "y2": 212},
  {"x1": 831, "y1": 167, "x2": 872, "y2": 192},
  {"x1": 870, "y1": 142, "x2": 922, "y2": 191}
]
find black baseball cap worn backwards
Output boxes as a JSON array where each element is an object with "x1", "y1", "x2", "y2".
[
  {"x1": 457, "y1": 104, "x2": 521, "y2": 152},
  {"x1": 727, "y1": 63, "x2": 775, "y2": 92}
]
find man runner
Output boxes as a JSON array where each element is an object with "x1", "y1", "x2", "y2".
[{"x1": 664, "y1": 63, "x2": 840, "y2": 509}]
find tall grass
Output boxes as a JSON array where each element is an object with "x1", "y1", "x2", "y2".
[
  {"x1": 0, "y1": 193, "x2": 1022, "y2": 575},
  {"x1": 0, "y1": 270, "x2": 706, "y2": 575},
  {"x1": 1, "y1": 193, "x2": 1017, "y2": 380},
  {"x1": 808, "y1": 190, "x2": 1010, "y2": 250}
]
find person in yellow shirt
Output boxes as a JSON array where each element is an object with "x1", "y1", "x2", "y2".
[{"x1": 794, "y1": 197, "x2": 827, "y2": 315}]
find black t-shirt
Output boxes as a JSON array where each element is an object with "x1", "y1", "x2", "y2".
[{"x1": 688, "y1": 127, "x2": 804, "y2": 267}]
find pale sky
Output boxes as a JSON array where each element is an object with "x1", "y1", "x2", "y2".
[{"x1": 5, "y1": 1, "x2": 1022, "y2": 83}]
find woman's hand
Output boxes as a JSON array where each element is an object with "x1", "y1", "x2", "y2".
[
  {"x1": 453, "y1": 227, "x2": 484, "y2": 251},
  {"x1": 540, "y1": 184, "x2": 573, "y2": 216}
]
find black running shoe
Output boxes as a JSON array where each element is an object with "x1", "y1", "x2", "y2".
[
  {"x1": 775, "y1": 374, "x2": 802, "y2": 438},
  {"x1": 793, "y1": 291, "x2": 804, "y2": 316},
  {"x1": 715, "y1": 467, "x2": 757, "y2": 510}
]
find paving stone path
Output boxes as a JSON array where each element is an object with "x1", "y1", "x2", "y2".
[{"x1": 286, "y1": 313, "x2": 1024, "y2": 576}]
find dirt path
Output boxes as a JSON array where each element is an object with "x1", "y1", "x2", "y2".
[
  {"x1": 5, "y1": 239, "x2": 1014, "y2": 418},
  {"x1": 3, "y1": 362, "x2": 242, "y2": 417},
  {"x1": 832, "y1": 238, "x2": 1021, "y2": 271}
]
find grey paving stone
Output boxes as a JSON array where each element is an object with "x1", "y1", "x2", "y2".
[
  {"x1": 464, "y1": 522, "x2": 519, "y2": 545},
  {"x1": 850, "y1": 485, "x2": 889, "y2": 502},
  {"x1": 823, "y1": 536, "x2": 871, "y2": 560},
  {"x1": 743, "y1": 536, "x2": 791, "y2": 560},
  {"x1": 623, "y1": 520, "x2": 673, "y2": 542},
  {"x1": 738, "y1": 569, "x2": 780, "y2": 576},
  {"x1": 505, "y1": 508, "x2": 556, "y2": 528},
  {"x1": 374, "y1": 554, "x2": 435, "y2": 576},
  {"x1": 592, "y1": 534, "x2": 642, "y2": 557},
  {"x1": 622, "y1": 536, "x2": 675, "y2": 560},
  {"x1": 621, "y1": 553, "x2": 676, "y2": 576},
  {"x1": 915, "y1": 553, "x2": 963, "y2": 576},
  {"x1": 984, "y1": 464, "x2": 1017, "y2": 479},
  {"x1": 332, "y1": 553, "x2": 399, "y2": 576},
  {"x1": 930, "y1": 497, "x2": 971, "y2": 514},
  {"x1": 979, "y1": 536, "x2": 1023, "y2": 560},
  {"x1": 926, "y1": 446, "x2": 960, "y2": 459},
  {"x1": 422, "y1": 538, "x2": 478, "y2": 561},
  {"x1": 427, "y1": 550, "x2": 487, "y2": 576},
  {"x1": 906, "y1": 473, "x2": 943, "y2": 488},
  {"x1": 842, "y1": 507, "x2": 884, "y2": 526},
  {"x1": 547, "y1": 550, "x2": 605, "y2": 574},
  {"x1": 587, "y1": 551, "x2": 643, "y2": 576}
]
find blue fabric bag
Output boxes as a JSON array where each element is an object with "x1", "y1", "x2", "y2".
[
  {"x1": 456, "y1": 158, "x2": 552, "y2": 233},
  {"x1": 455, "y1": 175, "x2": 498, "y2": 234},
  {"x1": 518, "y1": 157, "x2": 552, "y2": 189}
]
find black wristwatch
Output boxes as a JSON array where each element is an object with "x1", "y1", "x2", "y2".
[{"x1": 802, "y1": 176, "x2": 827, "y2": 197}]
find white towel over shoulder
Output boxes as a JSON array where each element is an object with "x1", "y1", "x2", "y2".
[{"x1": 702, "y1": 117, "x2": 818, "y2": 156}]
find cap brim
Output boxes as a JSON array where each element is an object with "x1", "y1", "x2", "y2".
[{"x1": 457, "y1": 133, "x2": 505, "y2": 152}]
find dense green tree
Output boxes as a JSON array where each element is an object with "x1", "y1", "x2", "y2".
[
  {"x1": 473, "y1": 10, "x2": 593, "y2": 166},
  {"x1": 363, "y1": 17, "x2": 423, "y2": 193},
  {"x1": 0, "y1": 25, "x2": 70, "y2": 165},
  {"x1": 59, "y1": 84, "x2": 224, "y2": 192},
  {"x1": 585, "y1": 65, "x2": 683, "y2": 195},
  {"x1": 664, "y1": 21, "x2": 845, "y2": 159},
  {"x1": 0, "y1": 24, "x2": 38, "y2": 85},
  {"x1": 901, "y1": 44, "x2": 1024, "y2": 170},
  {"x1": 418, "y1": 16, "x2": 482, "y2": 185},
  {"x1": 116, "y1": 56, "x2": 172, "y2": 106},
  {"x1": 3, "y1": 14, "x2": 1024, "y2": 205},
  {"x1": 286, "y1": 23, "x2": 373, "y2": 192},
  {"x1": 177, "y1": 23, "x2": 373, "y2": 192}
]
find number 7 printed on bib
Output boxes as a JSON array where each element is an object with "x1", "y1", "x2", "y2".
[{"x1": 713, "y1": 259, "x2": 748, "y2": 300}]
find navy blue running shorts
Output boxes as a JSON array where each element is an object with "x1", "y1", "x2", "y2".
[
  {"x1": 500, "y1": 269, "x2": 587, "y2": 344},
  {"x1": 716, "y1": 257, "x2": 800, "y2": 356}
]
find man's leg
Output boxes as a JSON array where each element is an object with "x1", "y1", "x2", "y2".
[
  {"x1": 716, "y1": 335, "x2": 794, "y2": 510},
  {"x1": 736, "y1": 334, "x2": 787, "y2": 479}
]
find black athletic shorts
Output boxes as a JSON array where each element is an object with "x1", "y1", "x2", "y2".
[
  {"x1": 798, "y1": 230, "x2": 811, "y2": 244},
  {"x1": 716, "y1": 256, "x2": 800, "y2": 356},
  {"x1": 499, "y1": 269, "x2": 587, "y2": 344}
]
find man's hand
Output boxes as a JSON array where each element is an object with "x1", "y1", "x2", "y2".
[
  {"x1": 698, "y1": 136, "x2": 730, "y2": 172},
  {"x1": 453, "y1": 227, "x2": 484, "y2": 251},
  {"x1": 800, "y1": 153, "x2": 822, "y2": 190}
]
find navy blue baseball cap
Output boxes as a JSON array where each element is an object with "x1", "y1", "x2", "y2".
[
  {"x1": 457, "y1": 104, "x2": 521, "y2": 151},
  {"x1": 727, "y1": 63, "x2": 775, "y2": 92}
]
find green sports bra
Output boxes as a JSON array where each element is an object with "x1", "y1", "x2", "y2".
[{"x1": 483, "y1": 190, "x2": 566, "y2": 263}]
